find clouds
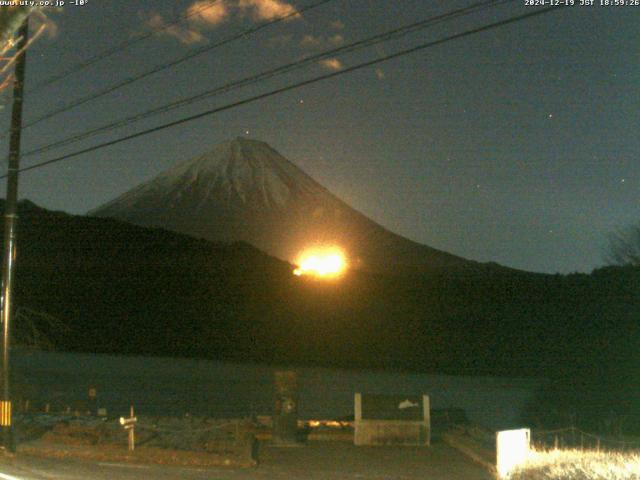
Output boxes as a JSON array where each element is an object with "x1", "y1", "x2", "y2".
[
  {"x1": 145, "y1": 0, "x2": 299, "y2": 46},
  {"x1": 299, "y1": 20, "x2": 346, "y2": 71},
  {"x1": 144, "y1": 11, "x2": 206, "y2": 45},
  {"x1": 186, "y1": 1, "x2": 229, "y2": 27},
  {"x1": 143, "y1": 0, "x2": 351, "y2": 75},
  {"x1": 147, "y1": 0, "x2": 229, "y2": 45},
  {"x1": 300, "y1": 34, "x2": 322, "y2": 48},
  {"x1": 144, "y1": 0, "x2": 351, "y2": 72},
  {"x1": 297, "y1": 15, "x2": 345, "y2": 50},
  {"x1": 141, "y1": 0, "x2": 299, "y2": 45},
  {"x1": 328, "y1": 33, "x2": 344, "y2": 46},
  {"x1": 238, "y1": 0, "x2": 299, "y2": 21},
  {"x1": 318, "y1": 58, "x2": 343, "y2": 71},
  {"x1": 300, "y1": 32, "x2": 343, "y2": 49}
]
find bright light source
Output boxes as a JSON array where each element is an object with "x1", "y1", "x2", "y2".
[
  {"x1": 496, "y1": 428, "x2": 531, "y2": 478},
  {"x1": 293, "y1": 247, "x2": 346, "y2": 278}
]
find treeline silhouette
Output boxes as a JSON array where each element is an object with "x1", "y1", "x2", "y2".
[{"x1": 3, "y1": 200, "x2": 639, "y2": 431}]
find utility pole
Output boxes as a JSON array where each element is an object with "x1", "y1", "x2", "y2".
[{"x1": 0, "y1": 18, "x2": 29, "y2": 453}]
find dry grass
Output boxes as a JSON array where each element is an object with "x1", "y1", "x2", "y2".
[{"x1": 509, "y1": 448, "x2": 640, "y2": 479}]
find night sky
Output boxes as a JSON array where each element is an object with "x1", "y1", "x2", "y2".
[{"x1": 0, "y1": 0, "x2": 637, "y2": 274}]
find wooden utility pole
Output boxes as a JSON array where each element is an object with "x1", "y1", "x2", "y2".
[{"x1": 0, "y1": 17, "x2": 29, "y2": 453}]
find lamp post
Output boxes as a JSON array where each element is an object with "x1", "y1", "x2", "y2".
[{"x1": 0, "y1": 17, "x2": 29, "y2": 453}]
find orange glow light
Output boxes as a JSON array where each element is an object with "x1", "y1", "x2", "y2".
[{"x1": 293, "y1": 247, "x2": 346, "y2": 278}]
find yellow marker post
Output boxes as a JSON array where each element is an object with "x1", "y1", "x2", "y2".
[{"x1": 0, "y1": 401, "x2": 11, "y2": 427}]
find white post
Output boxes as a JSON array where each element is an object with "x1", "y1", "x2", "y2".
[
  {"x1": 354, "y1": 393, "x2": 362, "y2": 422},
  {"x1": 422, "y1": 395, "x2": 430, "y2": 446},
  {"x1": 128, "y1": 405, "x2": 135, "y2": 451},
  {"x1": 496, "y1": 428, "x2": 530, "y2": 478}
]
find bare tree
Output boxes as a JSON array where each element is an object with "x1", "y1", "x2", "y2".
[
  {"x1": 13, "y1": 307, "x2": 69, "y2": 350},
  {"x1": 607, "y1": 223, "x2": 640, "y2": 266}
]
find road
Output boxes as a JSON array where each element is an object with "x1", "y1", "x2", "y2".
[{"x1": 0, "y1": 442, "x2": 492, "y2": 479}]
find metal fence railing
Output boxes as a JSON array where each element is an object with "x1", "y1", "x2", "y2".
[{"x1": 532, "y1": 426, "x2": 640, "y2": 452}]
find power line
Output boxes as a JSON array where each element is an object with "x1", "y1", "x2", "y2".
[
  {"x1": 30, "y1": 0, "x2": 224, "y2": 91},
  {"x1": 22, "y1": 0, "x2": 510, "y2": 159},
  {"x1": 19, "y1": 0, "x2": 335, "y2": 131},
  {"x1": 4, "y1": 5, "x2": 561, "y2": 179}
]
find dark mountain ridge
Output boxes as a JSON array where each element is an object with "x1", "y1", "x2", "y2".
[
  {"x1": 3, "y1": 199, "x2": 640, "y2": 430},
  {"x1": 90, "y1": 138, "x2": 486, "y2": 274},
  {"x1": 3, "y1": 200, "x2": 636, "y2": 374}
]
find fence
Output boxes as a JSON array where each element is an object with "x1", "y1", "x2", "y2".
[
  {"x1": 15, "y1": 412, "x2": 258, "y2": 464},
  {"x1": 532, "y1": 426, "x2": 640, "y2": 452}
]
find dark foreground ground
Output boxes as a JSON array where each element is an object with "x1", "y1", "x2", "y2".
[{"x1": 0, "y1": 441, "x2": 492, "y2": 479}]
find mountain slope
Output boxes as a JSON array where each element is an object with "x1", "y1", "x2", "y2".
[
  {"x1": 5, "y1": 201, "x2": 639, "y2": 433},
  {"x1": 3, "y1": 200, "x2": 639, "y2": 382},
  {"x1": 90, "y1": 137, "x2": 476, "y2": 273}
]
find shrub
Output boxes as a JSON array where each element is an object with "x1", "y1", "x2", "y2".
[{"x1": 510, "y1": 448, "x2": 640, "y2": 480}]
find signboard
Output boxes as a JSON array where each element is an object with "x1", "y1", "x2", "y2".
[
  {"x1": 354, "y1": 393, "x2": 430, "y2": 446},
  {"x1": 360, "y1": 394, "x2": 425, "y2": 421}
]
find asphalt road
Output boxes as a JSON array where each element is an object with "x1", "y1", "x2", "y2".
[{"x1": 0, "y1": 442, "x2": 492, "y2": 479}]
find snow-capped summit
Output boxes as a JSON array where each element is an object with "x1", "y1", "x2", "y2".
[
  {"x1": 97, "y1": 138, "x2": 325, "y2": 212},
  {"x1": 90, "y1": 138, "x2": 475, "y2": 273},
  {"x1": 156, "y1": 137, "x2": 327, "y2": 208}
]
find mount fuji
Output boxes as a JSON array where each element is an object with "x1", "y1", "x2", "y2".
[{"x1": 90, "y1": 138, "x2": 479, "y2": 273}]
